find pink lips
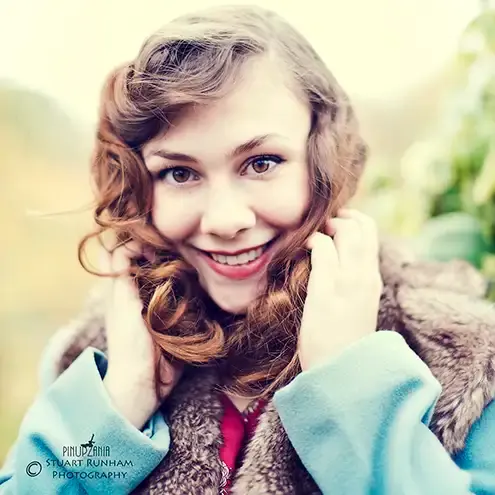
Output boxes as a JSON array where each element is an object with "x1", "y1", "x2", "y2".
[{"x1": 199, "y1": 242, "x2": 275, "y2": 280}]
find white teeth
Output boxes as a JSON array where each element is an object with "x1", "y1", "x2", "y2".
[
  {"x1": 211, "y1": 246, "x2": 264, "y2": 266},
  {"x1": 234, "y1": 252, "x2": 249, "y2": 265}
]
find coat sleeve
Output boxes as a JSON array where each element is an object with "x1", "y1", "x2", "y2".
[
  {"x1": 0, "y1": 343, "x2": 170, "y2": 494},
  {"x1": 273, "y1": 331, "x2": 495, "y2": 495}
]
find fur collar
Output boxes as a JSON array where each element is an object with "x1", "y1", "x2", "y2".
[{"x1": 44, "y1": 240, "x2": 495, "y2": 494}]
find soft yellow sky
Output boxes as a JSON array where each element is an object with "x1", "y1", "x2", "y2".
[{"x1": 0, "y1": 0, "x2": 479, "y2": 125}]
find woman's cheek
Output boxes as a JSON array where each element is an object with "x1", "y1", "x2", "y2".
[
  {"x1": 152, "y1": 194, "x2": 198, "y2": 240},
  {"x1": 259, "y1": 176, "x2": 310, "y2": 227}
]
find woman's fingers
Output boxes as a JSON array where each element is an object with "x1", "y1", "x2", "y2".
[
  {"x1": 334, "y1": 209, "x2": 383, "y2": 292},
  {"x1": 323, "y1": 209, "x2": 380, "y2": 268},
  {"x1": 305, "y1": 209, "x2": 381, "y2": 296},
  {"x1": 307, "y1": 211, "x2": 379, "y2": 268},
  {"x1": 99, "y1": 241, "x2": 144, "y2": 309},
  {"x1": 306, "y1": 232, "x2": 339, "y2": 274},
  {"x1": 330, "y1": 217, "x2": 363, "y2": 269},
  {"x1": 323, "y1": 217, "x2": 336, "y2": 237},
  {"x1": 299, "y1": 209, "x2": 383, "y2": 371},
  {"x1": 111, "y1": 241, "x2": 142, "y2": 272},
  {"x1": 338, "y1": 209, "x2": 380, "y2": 259}
]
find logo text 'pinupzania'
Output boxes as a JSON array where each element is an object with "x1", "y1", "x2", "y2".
[
  {"x1": 27, "y1": 434, "x2": 133, "y2": 479},
  {"x1": 62, "y1": 434, "x2": 111, "y2": 458}
]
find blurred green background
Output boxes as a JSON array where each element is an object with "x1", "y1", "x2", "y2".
[{"x1": 1, "y1": 0, "x2": 495, "y2": 464}]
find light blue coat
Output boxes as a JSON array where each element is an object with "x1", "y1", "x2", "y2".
[{"x1": 1, "y1": 331, "x2": 495, "y2": 494}]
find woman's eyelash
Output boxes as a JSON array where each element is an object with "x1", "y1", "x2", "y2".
[
  {"x1": 153, "y1": 154, "x2": 286, "y2": 183},
  {"x1": 154, "y1": 165, "x2": 195, "y2": 182},
  {"x1": 244, "y1": 154, "x2": 285, "y2": 169}
]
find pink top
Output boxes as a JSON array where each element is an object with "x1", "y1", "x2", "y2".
[{"x1": 218, "y1": 393, "x2": 268, "y2": 494}]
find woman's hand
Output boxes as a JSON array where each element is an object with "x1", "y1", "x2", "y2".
[
  {"x1": 101, "y1": 241, "x2": 183, "y2": 429},
  {"x1": 298, "y1": 209, "x2": 383, "y2": 372}
]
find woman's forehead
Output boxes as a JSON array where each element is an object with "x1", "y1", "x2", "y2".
[{"x1": 143, "y1": 59, "x2": 311, "y2": 160}]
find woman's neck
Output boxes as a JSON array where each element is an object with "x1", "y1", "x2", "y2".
[{"x1": 225, "y1": 393, "x2": 254, "y2": 413}]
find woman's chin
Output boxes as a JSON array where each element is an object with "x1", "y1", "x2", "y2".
[
  {"x1": 194, "y1": 265, "x2": 268, "y2": 315},
  {"x1": 206, "y1": 283, "x2": 264, "y2": 315},
  {"x1": 211, "y1": 294, "x2": 250, "y2": 315}
]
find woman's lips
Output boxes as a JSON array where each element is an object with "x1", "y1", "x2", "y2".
[{"x1": 198, "y1": 240, "x2": 276, "y2": 280}]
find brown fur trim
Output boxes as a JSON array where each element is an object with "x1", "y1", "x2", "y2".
[{"x1": 133, "y1": 368, "x2": 225, "y2": 494}]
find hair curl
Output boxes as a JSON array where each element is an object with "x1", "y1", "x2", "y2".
[{"x1": 79, "y1": 5, "x2": 367, "y2": 401}]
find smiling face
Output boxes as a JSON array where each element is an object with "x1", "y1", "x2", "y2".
[{"x1": 142, "y1": 56, "x2": 312, "y2": 314}]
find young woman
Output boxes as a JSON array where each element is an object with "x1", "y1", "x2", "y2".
[{"x1": 2, "y1": 5, "x2": 495, "y2": 494}]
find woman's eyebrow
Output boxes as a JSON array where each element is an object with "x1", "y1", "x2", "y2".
[
  {"x1": 229, "y1": 134, "x2": 279, "y2": 158},
  {"x1": 149, "y1": 150, "x2": 198, "y2": 163},
  {"x1": 147, "y1": 133, "x2": 283, "y2": 163}
]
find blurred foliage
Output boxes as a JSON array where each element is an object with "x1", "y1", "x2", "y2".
[
  {"x1": 418, "y1": 9, "x2": 495, "y2": 299},
  {"x1": 358, "y1": 9, "x2": 495, "y2": 300}
]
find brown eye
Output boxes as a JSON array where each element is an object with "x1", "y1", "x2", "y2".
[
  {"x1": 251, "y1": 160, "x2": 270, "y2": 174},
  {"x1": 156, "y1": 166, "x2": 197, "y2": 185},
  {"x1": 172, "y1": 168, "x2": 191, "y2": 183},
  {"x1": 244, "y1": 155, "x2": 285, "y2": 176}
]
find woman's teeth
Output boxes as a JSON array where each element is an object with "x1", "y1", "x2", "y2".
[{"x1": 210, "y1": 246, "x2": 265, "y2": 266}]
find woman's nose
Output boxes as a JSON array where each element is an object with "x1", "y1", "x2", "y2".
[{"x1": 200, "y1": 188, "x2": 256, "y2": 239}]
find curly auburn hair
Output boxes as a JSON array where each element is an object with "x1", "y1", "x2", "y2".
[{"x1": 78, "y1": 5, "x2": 368, "y2": 401}]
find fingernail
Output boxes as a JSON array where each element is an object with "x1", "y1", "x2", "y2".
[{"x1": 305, "y1": 233, "x2": 316, "y2": 250}]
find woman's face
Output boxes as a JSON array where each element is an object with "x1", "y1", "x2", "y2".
[{"x1": 142, "y1": 57, "x2": 312, "y2": 314}]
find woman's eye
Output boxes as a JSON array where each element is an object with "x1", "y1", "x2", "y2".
[
  {"x1": 244, "y1": 155, "x2": 285, "y2": 176},
  {"x1": 156, "y1": 167, "x2": 198, "y2": 185}
]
